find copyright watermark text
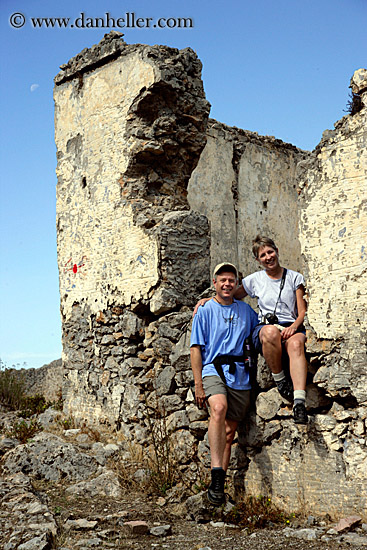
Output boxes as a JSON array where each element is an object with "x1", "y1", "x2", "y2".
[{"x1": 9, "y1": 12, "x2": 194, "y2": 30}]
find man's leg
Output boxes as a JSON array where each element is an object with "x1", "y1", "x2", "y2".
[
  {"x1": 205, "y1": 382, "x2": 249, "y2": 504},
  {"x1": 260, "y1": 325, "x2": 293, "y2": 401},
  {"x1": 207, "y1": 393, "x2": 230, "y2": 505},
  {"x1": 222, "y1": 418, "x2": 238, "y2": 471},
  {"x1": 207, "y1": 393, "x2": 228, "y2": 468}
]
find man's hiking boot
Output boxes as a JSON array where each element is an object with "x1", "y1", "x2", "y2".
[
  {"x1": 276, "y1": 378, "x2": 293, "y2": 402},
  {"x1": 207, "y1": 468, "x2": 226, "y2": 506},
  {"x1": 293, "y1": 402, "x2": 308, "y2": 424}
]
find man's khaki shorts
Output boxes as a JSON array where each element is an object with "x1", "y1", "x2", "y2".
[{"x1": 203, "y1": 375, "x2": 250, "y2": 422}]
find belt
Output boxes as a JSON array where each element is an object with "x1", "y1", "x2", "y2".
[{"x1": 212, "y1": 354, "x2": 245, "y2": 383}]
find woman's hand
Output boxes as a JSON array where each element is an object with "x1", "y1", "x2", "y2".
[
  {"x1": 281, "y1": 325, "x2": 297, "y2": 340},
  {"x1": 192, "y1": 297, "x2": 211, "y2": 317}
]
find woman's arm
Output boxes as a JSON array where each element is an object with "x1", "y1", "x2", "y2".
[
  {"x1": 192, "y1": 284, "x2": 248, "y2": 316},
  {"x1": 192, "y1": 297, "x2": 211, "y2": 316},
  {"x1": 281, "y1": 285, "x2": 307, "y2": 340}
]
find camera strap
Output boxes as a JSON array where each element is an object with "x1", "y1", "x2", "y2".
[{"x1": 272, "y1": 268, "x2": 287, "y2": 317}]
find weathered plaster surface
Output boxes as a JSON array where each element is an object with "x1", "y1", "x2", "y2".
[
  {"x1": 298, "y1": 82, "x2": 367, "y2": 414},
  {"x1": 188, "y1": 124, "x2": 238, "y2": 271},
  {"x1": 188, "y1": 122, "x2": 308, "y2": 280},
  {"x1": 56, "y1": 54, "x2": 159, "y2": 318},
  {"x1": 237, "y1": 140, "x2": 303, "y2": 275},
  {"x1": 298, "y1": 111, "x2": 367, "y2": 342}
]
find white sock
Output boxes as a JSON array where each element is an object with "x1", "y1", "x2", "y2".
[
  {"x1": 272, "y1": 370, "x2": 286, "y2": 382},
  {"x1": 294, "y1": 390, "x2": 306, "y2": 404}
]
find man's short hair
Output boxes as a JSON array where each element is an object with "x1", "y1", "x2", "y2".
[
  {"x1": 252, "y1": 235, "x2": 278, "y2": 259},
  {"x1": 213, "y1": 262, "x2": 238, "y2": 280}
]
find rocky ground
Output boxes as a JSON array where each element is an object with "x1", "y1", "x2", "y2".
[{"x1": 1, "y1": 406, "x2": 367, "y2": 550}]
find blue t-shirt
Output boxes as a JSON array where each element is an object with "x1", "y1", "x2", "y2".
[{"x1": 190, "y1": 298, "x2": 259, "y2": 390}]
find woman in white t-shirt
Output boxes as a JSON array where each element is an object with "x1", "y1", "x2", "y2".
[{"x1": 194, "y1": 236, "x2": 308, "y2": 424}]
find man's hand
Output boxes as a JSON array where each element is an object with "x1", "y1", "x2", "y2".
[
  {"x1": 190, "y1": 345, "x2": 206, "y2": 408},
  {"x1": 194, "y1": 382, "x2": 207, "y2": 409},
  {"x1": 192, "y1": 297, "x2": 211, "y2": 317}
]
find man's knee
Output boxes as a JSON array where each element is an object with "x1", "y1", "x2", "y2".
[
  {"x1": 209, "y1": 396, "x2": 228, "y2": 420},
  {"x1": 225, "y1": 423, "x2": 237, "y2": 445}
]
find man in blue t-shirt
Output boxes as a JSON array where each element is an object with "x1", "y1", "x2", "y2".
[{"x1": 190, "y1": 263, "x2": 258, "y2": 506}]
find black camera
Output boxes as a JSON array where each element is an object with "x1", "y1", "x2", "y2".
[
  {"x1": 264, "y1": 312, "x2": 279, "y2": 325},
  {"x1": 243, "y1": 337, "x2": 256, "y2": 369}
]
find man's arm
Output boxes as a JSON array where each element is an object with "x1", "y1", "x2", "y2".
[
  {"x1": 190, "y1": 345, "x2": 207, "y2": 409},
  {"x1": 234, "y1": 285, "x2": 247, "y2": 300}
]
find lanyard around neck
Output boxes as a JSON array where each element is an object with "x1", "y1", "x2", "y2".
[{"x1": 273, "y1": 268, "x2": 287, "y2": 315}]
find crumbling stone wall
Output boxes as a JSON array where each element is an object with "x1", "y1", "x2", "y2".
[
  {"x1": 54, "y1": 32, "x2": 210, "y2": 431},
  {"x1": 55, "y1": 33, "x2": 366, "y2": 519}
]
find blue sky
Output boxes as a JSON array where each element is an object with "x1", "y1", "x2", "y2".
[{"x1": 0, "y1": 0, "x2": 366, "y2": 368}]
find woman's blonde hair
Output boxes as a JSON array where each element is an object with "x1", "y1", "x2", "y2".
[{"x1": 252, "y1": 235, "x2": 278, "y2": 258}]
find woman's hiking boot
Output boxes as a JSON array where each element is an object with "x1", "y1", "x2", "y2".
[
  {"x1": 293, "y1": 402, "x2": 308, "y2": 424},
  {"x1": 276, "y1": 378, "x2": 293, "y2": 402}
]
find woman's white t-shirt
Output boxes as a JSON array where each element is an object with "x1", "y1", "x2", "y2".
[{"x1": 242, "y1": 268, "x2": 305, "y2": 324}]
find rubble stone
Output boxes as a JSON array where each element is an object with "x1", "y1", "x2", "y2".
[{"x1": 2, "y1": 432, "x2": 100, "y2": 482}]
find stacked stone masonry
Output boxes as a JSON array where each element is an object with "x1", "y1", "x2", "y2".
[{"x1": 54, "y1": 33, "x2": 367, "y2": 519}]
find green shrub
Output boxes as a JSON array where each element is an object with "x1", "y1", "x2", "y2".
[
  {"x1": 0, "y1": 362, "x2": 26, "y2": 410},
  {"x1": 59, "y1": 417, "x2": 76, "y2": 430},
  {"x1": 6, "y1": 419, "x2": 43, "y2": 443},
  {"x1": 345, "y1": 92, "x2": 362, "y2": 115},
  {"x1": 19, "y1": 394, "x2": 52, "y2": 418},
  {"x1": 224, "y1": 495, "x2": 291, "y2": 531}
]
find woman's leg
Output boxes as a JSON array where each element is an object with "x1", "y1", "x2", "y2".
[
  {"x1": 260, "y1": 325, "x2": 282, "y2": 373},
  {"x1": 260, "y1": 325, "x2": 293, "y2": 401},
  {"x1": 284, "y1": 333, "x2": 308, "y2": 424},
  {"x1": 284, "y1": 332, "x2": 307, "y2": 390}
]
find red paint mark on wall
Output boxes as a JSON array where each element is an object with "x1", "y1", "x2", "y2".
[
  {"x1": 63, "y1": 256, "x2": 89, "y2": 291},
  {"x1": 64, "y1": 256, "x2": 87, "y2": 275}
]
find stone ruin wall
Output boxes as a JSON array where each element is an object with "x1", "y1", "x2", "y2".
[
  {"x1": 54, "y1": 33, "x2": 211, "y2": 450},
  {"x1": 188, "y1": 121, "x2": 307, "y2": 279},
  {"x1": 54, "y1": 33, "x2": 367, "y2": 519}
]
